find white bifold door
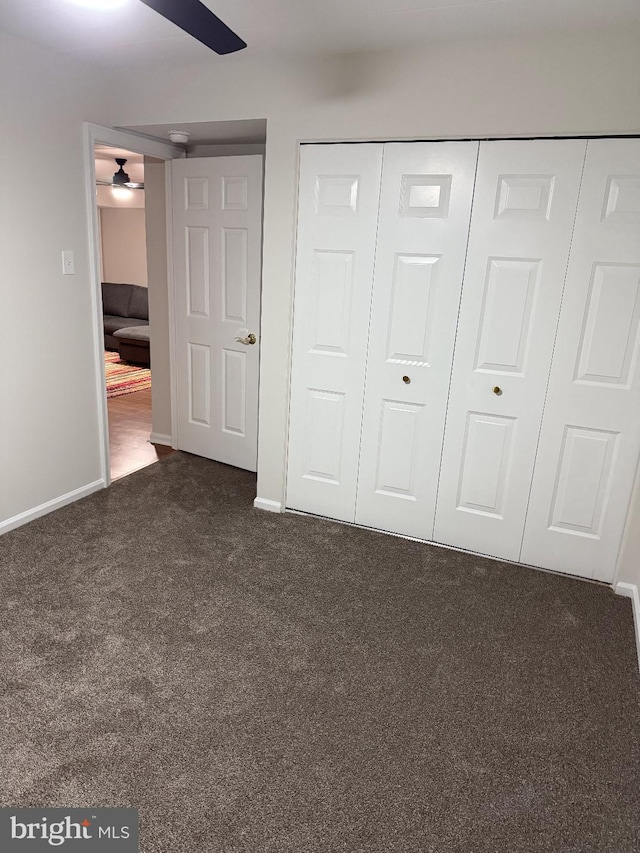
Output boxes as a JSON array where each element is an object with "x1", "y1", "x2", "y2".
[
  {"x1": 354, "y1": 142, "x2": 478, "y2": 538},
  {"x1": 433, "y1": 140, "x2": 587, "y2": 561},
  {"x1": 286, "y1": 144, "x2": 384, "y2": 521},
  {"x1": 287, "y1": 138, "x2": 640, "y2": 584},
  {"x1": 287, "y1": 141, "x2": 478, "y2": 537},
  {"x1": 172, "y1": 156, "x2": 263, "y2": 472},
  {"x1": 520, "y1": 139, "x2": 640, "y2": 581}
]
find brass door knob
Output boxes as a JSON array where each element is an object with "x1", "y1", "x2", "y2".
[
  {"x1": 235, "y1": 333, "x2": 257, "y2": 345},
  {"x1": 493, "y1": 386, "x2": 503, "y2": 396},
  {"x1": 402, "y1": 375, "x2": 411, "y2": 384}
]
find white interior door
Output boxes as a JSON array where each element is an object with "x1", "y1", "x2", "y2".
[
  {"x1": 172, "y1": 155, "x2": 263, "y2": 471},
  {"x1": 434, "y1": 140, "x2": 587, "y2": 561},
  {"x1": 355, "y1": 141, "x2": 478, "y2": 539},
  {"x1": 286, "y1": 144, "x2": 383, "y2": 521},
  {"x1": 521, "y1": 139, "x2": 640, "y2": 581}
]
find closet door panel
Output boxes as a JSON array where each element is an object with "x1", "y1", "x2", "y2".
[
  {"x1": 355, "y1": 142, "x2": 479, "y2": 538},
  {"x1": 434, "y1": 140, "x2": 587, "y2": 561},
  {"x1": 521, "y1": 139, "x2": 640, "y2": 581},
  {"x1": 286, "y1": 144, "x2": 383, "y2": 521}
]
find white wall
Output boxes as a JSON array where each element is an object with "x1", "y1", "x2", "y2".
[
  {"x1": 100, "y1": 207, "x2": 148, "y2": 286},
  {"x1": 144, "y1": 158, "x2": 172, "y2": 441},
  {"x1": 108, "y1": 30, "x2": 640, "y2": 515},
  {"x1": 616, "y1": 468, "x2": 640, "y2": 589},
  {"x1": 0, "y1": 33, "x2": 112, "y2": 527},
  {"x1": 188, "y1": 143, "x2": 266, "y2": 157}
]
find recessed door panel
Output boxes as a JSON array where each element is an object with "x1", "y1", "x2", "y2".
[
  {"x1": 387, "y1": 255, "x2": 440, "y2": 364},
  {"x1": 188, "y1": 343, "x2": 211, "y2": 426},
  {"x1": 602, "y1": 176, "x2": 640, "y2": 223},
  {"x1": 457, "y1": 413, "x2": 516, "y2": 517},
  {"x1": 574, "y1": 263, "x2": 640, "y2": 387},
  {"x1": 521, "y1": 139, "x2": 640, "y2": 580},
  {"x1": 185, "y1": 177, "x2": 209, "y2": 210},
  {"x1": 548, "y1": 426, "x2": 618, "y2": 535},
  {"x1": 222, "y1": 228, "x2": 248, "y2": 323},
  {"x1": 474, "y1": 258, "x2": 539, "y2": 374},
  {"x1": 435, "y1": 139, "x2": 587, "y2": 561},
  {"x1": 287, "y1": 144, "x2": 384, "y2": 521},
  {"x1": 399, "y1": 174, "x2": 452, "y2": 218},
  {"x1": 355, "y1": 141, "x2": 479, "y2": 538},
  {"x1": 315, "y1": 175, "x2": 360, "y2": 215},
  {"x1": 222, "y1": 176, "x2": 248, "y2": 211},
  {"x1": 173, "y1": 155, "x2": 263, "y2": 471},
  {"x1": 222, "y1": 349, "x2": 246, "y2": 436},
  {"x1": 374, "y1": 400, "x2": 424, "y2": 500},
  {"x1": 309, "y1": 250, "x2": 354, "y2": 356},
  {"x1": 494, "y1": 175, "x2": 555, "y2": 220},
  {"x1": 186, "y1": 227, "x2": 210, "y2": 317},
  {"x1": 303, "y1": 390, "x2": 345, "y2": 484}
]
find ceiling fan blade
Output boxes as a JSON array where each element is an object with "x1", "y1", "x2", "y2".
[
  {"x1": 138, "y1": 0, "x2": 246, "y2": 55},
  {"x1": 96, "y1": 180, "x2": 145, "y2": 191}
]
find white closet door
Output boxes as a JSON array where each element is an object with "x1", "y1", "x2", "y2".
[
  {"x1": 286, "y1": 144, "x2": 383, "y2": 521},
  {"x1": 521, "y1": 139, "x2": 640, "y2": 581},
  {"x1": 434, "y1": 140, "x2": 587, "y2": 561},
  {"x1": 355, "y1": 142, "x2": 479, "y2": 539}
]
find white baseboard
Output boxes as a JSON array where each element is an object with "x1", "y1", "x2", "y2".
[
  {"x1": 0, "y1": 479, "x2": 105, "y2": 536},
  {"x1": 253, "y1": 497, "x2": 283, "y2": 513},
  {"x1": 149, "y1": 432, "x2": 173, "y2": 447},
  {"x1": 615, "y1": 582, "x2": 640, "y2": 673}
]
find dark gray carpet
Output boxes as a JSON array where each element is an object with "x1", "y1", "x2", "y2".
[{"x1": 0, "y1": 452, "x2": 638, "y2": 852}]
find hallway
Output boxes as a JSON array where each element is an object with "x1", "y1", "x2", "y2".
[{"x1": 107, "y1": 387, "x2": 174, "y2": 480}]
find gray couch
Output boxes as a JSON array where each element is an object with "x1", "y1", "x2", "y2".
[{"x1": 102, "y1": 282, "x2": 149, "y2": 351}]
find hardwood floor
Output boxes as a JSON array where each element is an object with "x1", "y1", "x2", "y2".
[{"x1": 107, "y1": 387, "x2": 175, "y2": 481}]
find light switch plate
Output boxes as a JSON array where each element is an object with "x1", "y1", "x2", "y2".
[{"x1": 62, "y1": 250, "x2": 75, "y2": 275}]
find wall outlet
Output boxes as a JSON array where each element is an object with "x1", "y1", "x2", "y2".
[{"x1": 62, "y1": 250, "x2": 75, "y2": 275}]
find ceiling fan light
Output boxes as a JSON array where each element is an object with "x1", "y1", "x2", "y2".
[{"x1": 111, "y1": 186, "x2": 133, "y2": 200}]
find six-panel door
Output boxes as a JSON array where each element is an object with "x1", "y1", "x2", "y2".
[
  {"x1": 172, "y1": 156, "x2": 263, "y2": 471},
  {"x1": 520, "y1": 139, "x2": 640, "y2": 581},
  {"x1": 354, "y1": 142, "x2": 478, "y2": 539}
]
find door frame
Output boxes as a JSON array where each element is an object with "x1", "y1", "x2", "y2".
[{"x1": 83, "y1": 123, "x2": 184, "y2": 485}]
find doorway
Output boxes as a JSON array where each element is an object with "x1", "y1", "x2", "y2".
[
  {"x1": 85, "y1": 120, "x2": 267, "y2": 487},
  {"x1": 85, "y1": 123, "x2": 180, "y2": 487},
  {"x1": 95, "y1": 143, "x2": 174, "y2": 480}
]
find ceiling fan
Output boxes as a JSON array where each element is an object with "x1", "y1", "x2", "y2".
[
  {"x1": 97, "y1": 158, "x2": 144, "y2": 192},
  {"x1": 138, "y1": 0, "x2": 246, "y2": 55}
]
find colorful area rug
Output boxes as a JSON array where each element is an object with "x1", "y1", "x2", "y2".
[{"x1": 105, "y1": 351, "x2": 152, "y2": 399}]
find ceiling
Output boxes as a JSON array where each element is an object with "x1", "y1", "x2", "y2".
[
  {"x1": 2, "y1": 0, "x2": 639, "y2": 68},
  {"x1": 119, "y1": 119, "x2": 267, "y2": 146}
]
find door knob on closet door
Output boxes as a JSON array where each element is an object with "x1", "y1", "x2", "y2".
[
  {"x1": 493, "y1": 386, "x2": 503, "y2": 396},
  {"x1": 235, "y1": 333, "x2": 257, "y2": 345}
]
